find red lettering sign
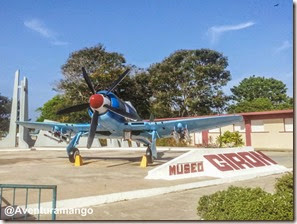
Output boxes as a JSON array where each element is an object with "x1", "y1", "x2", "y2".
[
  {"x1": 237, "y1": 152, "x2": 265, "y2": 167},
  {"x1": 177, "y1": 164, "x2": 183, "y2": 174},
  {"x1": 249, "y1": 151, "x2": 277, "y2": 165},
  {"x1": 223, "y1": 153, "x2": 254, "y2": 169},
  {"x1": 184, "y1": 164, "x2": 190, "y2": 173},
  {"x1": 204, "y1": 151, "x2": 278, "y2": 172},
  {"x1": 191, "y1": 163, "x2": 197, "y2": 173},
  {"x1": 203, "y1": 155, "x2": 233, "y2": 171},
  {"x1": 197, "y1": 162, "x2": 204, "y2": 172},
  {"x1": 169, "y1": 161, "x2": 204, "y2": 175},
  {"x1": 169, "y1": 165, "x2": 176, "y2": 175},
  {"x1": 217, "y1": 154, "x2": 240, "y2": 170}
]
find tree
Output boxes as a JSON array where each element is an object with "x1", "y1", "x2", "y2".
[
  {"x1": 36, "y1": 95, "x2": 90, "y2": 123},
  {"x1": 55, "y1": 44, "x2": 128, "y2": 104},
  {"x1": 216, "y1": 131, "x2": 244, "y2": 147},
  {"x1": 228, "y1": 98, "x2": 274, "y2": 113},
  {"x1": 148, "y1": 49, "x2": 231, "y2": 118},
  {"x1": 0, "y1": 93, "x2": 11, "y2": 137},
  {"x1": 37, "y1": 44, "x2": 153, "y2": 121},
  {"x1": 228, "y1": 76, "x2": 293, "y2": 113},
  {"x1": 124, "y1": 71, "x2": 153, "y2": 119}
]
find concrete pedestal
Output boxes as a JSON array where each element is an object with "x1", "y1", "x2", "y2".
[
  {"x1": 19, "y1": 77, "x2": 34, "y2": 148},
  {"x1": 0, "y1": 71, "x2": 19, "y2": 148}
]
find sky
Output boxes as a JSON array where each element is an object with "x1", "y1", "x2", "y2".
[{"x1": 0, "y1": 0, "x2": 293, "y2": 120}]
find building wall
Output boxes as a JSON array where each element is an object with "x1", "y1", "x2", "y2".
[
  {"x1": 202, "y1": 117, "x2": 293, "y2": 150},
  {"x1": 251, "y1": 118, "x2": 293, "y2": 150},
  {"x1": 207, "y1": 125, "x2": 246, "y2": 146}
]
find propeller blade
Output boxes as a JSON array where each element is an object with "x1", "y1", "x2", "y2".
[
  {"x1": 82, "y1": 67, "x2": 96, "y2": 94},
  {"x1": 149, "y1": 114, "x2": 155, "y2": 122},
  {"x1": 87, "y1": 110, "x2": 99, "y2": 148},
  {"x1": 104, "y1": 104, "x2": 140, "y2": 121},
  {"x1": 106, "y1": 69, "x2": 130, "y2": 94},
  {"x1": 56, "y1": 103, "x2": 89, "y2": 115}
]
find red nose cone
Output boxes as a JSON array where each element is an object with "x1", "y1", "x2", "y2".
[{"x1": 89, "y1": 94, "x2": 104, "y2": 109}]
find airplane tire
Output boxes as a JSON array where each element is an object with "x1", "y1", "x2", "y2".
[{"x1": 68, "y1": 148, "x2": 80, "y2": 163}]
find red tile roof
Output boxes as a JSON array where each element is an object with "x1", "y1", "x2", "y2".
[
  {"x1": 238, "y1": 109, "x2": 293, "y2": 116},
  {"x1": 150, "y1": 109, "x2": 293, "y2": 121}
]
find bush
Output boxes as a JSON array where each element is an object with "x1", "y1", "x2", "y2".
[
  {"x1": 197, "y1": 173, "x2": 293, "y2": 220},
  {"x1": 275, "y1": 172, "x2": 293, "y2": 195},
  {"x1": 216, "y1": 131, "x2": 244, "y2": 147},
  {"x1": 156, "y1": 137, "x2": 188, "y2": 147}
]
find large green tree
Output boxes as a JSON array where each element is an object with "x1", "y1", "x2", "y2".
[
  {"x1": 149, "y1": 49, "x2": 231, "y2": 117},
  {"x1": 36, "y1": 95, "x2": 90, "y2": 123},
  {"x1": 121, "y1": 71, "x2": 153, "y2": 119},
  {"x1": 228, "y1": 76, "x2": 293, "y2": 113},
  {"x1": 56, "y1": 44, "x2": 128, "y2": 103},
  {"x1": 0, "y1": 93, "x2": 11, "y2": 137},
  {"x1": 37, "y1": 44, "x2": 152, "y2": 121}
]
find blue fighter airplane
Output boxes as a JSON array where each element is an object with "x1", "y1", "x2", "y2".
[{"x1": 18, "y1": 67, "x2": 243, "y2": 163}]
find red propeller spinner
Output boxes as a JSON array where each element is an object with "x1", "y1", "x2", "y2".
[{"x1": 89, "y1": 94, "x2": 104, "y2": 109}]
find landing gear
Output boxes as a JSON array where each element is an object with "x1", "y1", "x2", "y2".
[
  {"x1": 146, "y1": 146, "x2": 153, "y2": 164},
  {"x1": 68, "y1": 148, "x2": 80, "y2": 163}
]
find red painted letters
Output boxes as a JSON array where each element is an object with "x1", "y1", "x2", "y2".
[
  {"x1": 204, "y1": 151, "x2": 278, "y2": 172},
  {"x1": 203, "y1": 155, "x2": 233, "y2": 171},
  {"x1": 169, "y1": 162, "x2": 204, "y2": 175},
  {"x1": 168, "y1": 151, "x2": 277, "y2": 175}
]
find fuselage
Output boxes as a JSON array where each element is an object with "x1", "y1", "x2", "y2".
[{"x1": 87, "y1": 90, "x2": 152, "y2": 139}]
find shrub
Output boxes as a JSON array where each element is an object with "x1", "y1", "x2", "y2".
[
  {"x1": 197, "y1": 173, "x2": 293, "y2": 220},
  {"x1": 156, "y1": 137, "x2": 188, "y2": 147},
  {"x1": 275, "y1": 172, "x2": 293, "y2": 195},
  {"x1": 216, "y1": 131, "x2": 244, "y2": 147},
  {"x1": 99, "y1": 139, "x2": 107, "y2": 146}
]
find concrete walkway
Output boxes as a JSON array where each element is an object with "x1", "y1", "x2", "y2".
[
  {"x1": 0, "y1": 149, "x2": 292, "y2": 220},
  {"x1": 60, "y1": 173, "x2": 287, "y2": 220}
]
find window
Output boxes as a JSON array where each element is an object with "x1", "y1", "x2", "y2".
[
  {"x1": 284, "y1": 118, "x2": 293, "y2": 132},
  {"x1": 209, "y1": 127, "x2": 220, "y2": 133},
  {"x1": 234, "y1": 121, "x2": 245, "y2": 132},
  {"x1": 251, "y1": 120, "x2": 264, "y2": 132}
]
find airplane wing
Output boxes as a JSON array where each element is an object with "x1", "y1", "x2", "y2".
[
  {"x1": 153, "y1": 115, "x2": 243, "y2": 138},
  {"x1": 17, "y1": 121, "x2": 91, "y2": 133}
]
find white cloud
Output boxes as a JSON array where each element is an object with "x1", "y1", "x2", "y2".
[
  {"x1": 24, "y1": 19, "x2": 68, "y2": 46},
  {"x1": 274, "y1": 40, "x2": 292, "y2": 53},
  {"x1": 24, "y1": 19, "x2": 54, "y2": 38},
  {"x1": 51, "y1": 40, "x2": 69, "y2": 46},
  {"x1": 208, "y1": 21, "x2": 255, "y2": 44}
]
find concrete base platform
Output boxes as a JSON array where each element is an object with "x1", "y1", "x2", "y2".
[
  {"x1": 0, "y1": 149, "x2": 293, "y2": 220},
  {"x1": 0, "y1": 149, "x2": 212, "y2": 201}
]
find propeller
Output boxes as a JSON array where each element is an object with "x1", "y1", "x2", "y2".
[
  {"x1": 56, "y1": 103, "x2": 89, "y2": 115},
  {"x1": 106, "y1": 69, "x2": 130, "y2": 94},
  {"x1": 149, "y1": 114, "x2": 155, "y2": 122},
  {"x1": 82, "y1": 67, "x2": 96, "y2": 94},
  {"x1": 87, "y1": 110, "x2": 99, "y2": 148},
  {"x1": 56, "y1": 67, "x2": 135, "y2": 148}
]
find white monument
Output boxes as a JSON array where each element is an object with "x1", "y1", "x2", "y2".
[
  {"x1": 0, "y1": 69, "x2": 142, "y2": 149},
  {"x1": 0, "y1": 70, "x2": 33, "y2": 148}
]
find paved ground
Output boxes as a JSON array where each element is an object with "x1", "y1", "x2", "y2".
[
  {"x1": 75, "y1": 173, "x2": 286, "y2": 220},
  {"x1": 0, "y1": 149, "x2": 293, "y2": 220}
]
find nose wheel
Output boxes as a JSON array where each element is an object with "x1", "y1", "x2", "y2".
[{"x1": 68, "y1": 148, "x2": 80, "y2": 163}]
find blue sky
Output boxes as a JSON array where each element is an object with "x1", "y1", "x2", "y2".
[{"x1": 0, "y1": 0, "x2": 293, "y2": 120}]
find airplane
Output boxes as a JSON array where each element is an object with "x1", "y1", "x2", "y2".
[{"x1": 18, "y1": 67, "x2": 243, "y2": 163}]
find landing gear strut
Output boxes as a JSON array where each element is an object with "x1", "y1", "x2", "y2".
[
  {"x1": 146, "y1": 146, "x2": 153, "y2": 164},
  {"x1": 68, "y1": 148, "x2": 80, "y2": 163}
]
